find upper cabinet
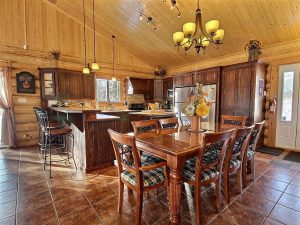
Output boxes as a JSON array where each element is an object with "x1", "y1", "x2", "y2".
[
  {"x1": 173, "y1": 73, "x2": 193, "y2": 87},
  {"x1": 193, "y1": 67, "x2": 220, "y2": 84},
  {"x1": 128, "y1": 78, "x2": 154, "y2": 101},
  {"x1": 163, "y1": 77, "x2": 173, "y2": 100},
  {"x1": 40, "y1": 68, "x2": 95, "y2": 100},
  {"x1": 153, "y1": 79, "x2": 163, "y2": 100}
]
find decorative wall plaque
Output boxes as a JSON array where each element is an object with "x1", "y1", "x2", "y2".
[{"x1": 16, "y1": 71, "x2": 36, "y2": 94}]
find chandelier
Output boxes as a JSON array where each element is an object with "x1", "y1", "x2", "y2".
[{"x1": 172, "y1": 0, "x2": 224, "y2": 54}]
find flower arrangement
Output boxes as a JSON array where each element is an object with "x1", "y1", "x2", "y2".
[{"x1": 182, "y1": 83, "x2": 210, "y2": 117}]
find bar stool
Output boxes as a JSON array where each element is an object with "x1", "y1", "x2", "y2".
[{"x1": 38, "y1": 109, "x2": 77, "y2": 178}]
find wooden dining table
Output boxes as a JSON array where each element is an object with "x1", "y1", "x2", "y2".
[{"x1": 133, "y1": 122, "x2": 241, "y2": 225}]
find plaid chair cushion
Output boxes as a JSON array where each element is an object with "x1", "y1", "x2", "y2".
[
  {"x1": 141, "y1": 152, "x2": 164, "y2": 163},
  {"x1": 137, "y1": 125, "x2": 156, "y2": 133},
  {"x1": 249, "y1": 129, "x2": 259, "y2": 146},
  {"x1": 202, "y1": 141, "x2": 224, "y2": 165},
  {"x1": 230, "y1": 158, "x2": 241, "y2": 168},
  {"x1": 182, "y1": 157, "x2": 219, "y2": 181},
  {"x1": 162, "y1": 123, "x2": 177, "y2": 129},
  {"x1": 232, "y1": 136, "x2": 246, "y2": 154},
  {"x1": 247, "y1": 150, "x2": 255, "y2": 159},
  {"x1": 121, "y1": 167, "x2": 165, "y2": 187}
]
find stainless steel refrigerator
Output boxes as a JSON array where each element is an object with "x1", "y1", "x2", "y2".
[{"x1": 174, "y1": 84, "x2": 217, "y2": 124}]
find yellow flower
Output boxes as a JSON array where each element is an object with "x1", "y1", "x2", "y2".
[{"x1": 196, "y1": 103, "x2": 209, "y2": 117}]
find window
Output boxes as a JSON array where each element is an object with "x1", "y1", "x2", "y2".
[
  {"x1": 96, "y1": 79, "x2": 120, "y2": 102},
  {"x1": 281, "y1": 71, "x2": 294, "y2": 121}
]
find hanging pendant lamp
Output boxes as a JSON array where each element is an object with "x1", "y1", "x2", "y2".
[
  {"x1": 112, "y1": 35, "x2": 116, "y2": 81},
  {"x1": 82, "y1": 0, "x2": 90, "y2": 74},
  {"x1": 91, "y1": 0, "x2": 99, "y2": 70}
]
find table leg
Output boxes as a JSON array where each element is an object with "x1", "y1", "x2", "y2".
[
  {"x1": 167, "y1": 155, "x2": 184, "y2": 225},
  {"x1": 169, "y1": 168, "x2": 182, "y2": 225}
]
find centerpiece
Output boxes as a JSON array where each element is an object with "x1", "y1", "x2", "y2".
[{"x1": 182, "y1": 83, "x2": 210, "y2": 132}]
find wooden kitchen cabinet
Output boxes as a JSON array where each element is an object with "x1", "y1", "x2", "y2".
[
  {"x1": 163, "y1": 77, "x2": 173, "y2": 100},
  {"x1": 173, "y1": 73, "x2": 193, "y2": 87},
  {"x1": 220, "y1": 61, "x2": 267, "y2": 125},
  {"x1": 40, "y1": 68, "x2": 95, "y2": 100},
  {"x1": 193, "y1": 67, "x2": 220, "y2": 84},
  {"x1": 83, "y1": 74, "x2": 95, "y2": 99},
  {"x1": 153, "y1": 79, "x2": 163, "y2": 100},
  {"x1": 128, "y1": 78, "x2": 154, "y2": 101}
]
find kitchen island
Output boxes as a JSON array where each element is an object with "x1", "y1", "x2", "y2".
[{"x1": 49, "y1": 107, "x2": 177, "y2": 172}]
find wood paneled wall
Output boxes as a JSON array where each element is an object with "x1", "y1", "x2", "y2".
[{"x1": 0, "y1": 0, "x2": 156, "y2": 147}]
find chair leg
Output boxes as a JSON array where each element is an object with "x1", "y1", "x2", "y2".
[
  {"x1": 135, "y1": 190, "x2": 143, "y2": 225},
  {"x1": 118, "y1": 180, "x2": 124, "y2": 213},
  {"x1": 49, "y1": 139, "x2": 52, "y2": 178},
  {"x1": 215, "y1": 177, "x2": 222, "y2": 212},
  {"x1": 224, "y1": 171, "x2": 230, "y2": 204},
  {"x1": 250, "y1": 159, "x2": 255, "y2": 181},
  {"x1": 195, "y1": 185, "x2": 202, "y2": 225},
  {"x1": 242, "y1": 160, "x2": 247, "y2": 188},
  {"x1": 237, "y1": 167, "x2": 243, "y2": 194}
]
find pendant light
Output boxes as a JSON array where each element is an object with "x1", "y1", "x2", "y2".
[
  {"x1": 82, "y1": 0, "x2": 90, "y2": 74},
  {"x1": 112, "y1": 35, "x2": 116, "y2": 81},
  {"x1": 91, "y1": 0, "x2": 99, "y2": 70}
]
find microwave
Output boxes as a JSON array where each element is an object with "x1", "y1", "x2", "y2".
[{"x1": 167, "y1": 89, "x2": 173, "y2": 98}]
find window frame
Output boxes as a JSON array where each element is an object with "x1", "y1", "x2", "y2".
[
  {"x1": 280, "y1": 71, "x2": 295, "y2": 122},
  {"x1": 96, "y1": 78, "x2": 121, "y2": 103}
]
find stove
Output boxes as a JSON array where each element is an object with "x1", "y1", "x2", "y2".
[{"x1": 128, "y1": 103, "x2": 145, "y2": 110}]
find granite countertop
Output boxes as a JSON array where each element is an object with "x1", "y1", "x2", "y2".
[{"x1": 49, "y1": 107, "x2": 140, "y2": 114}]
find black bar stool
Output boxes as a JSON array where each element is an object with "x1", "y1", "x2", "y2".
[{"x1": 37, "y1": 109, "x2": 77, "y2": 178}]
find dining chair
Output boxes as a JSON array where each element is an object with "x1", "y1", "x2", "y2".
[
  {"x1": 158, "y1": 117, "x2": 179, "y2": 134},
  {"x1": 182, "y1": 129, "x2": 234, "y2": 224},
  {"x1": 131, "y1": 120, "x2": 164, "y2": 164},
  {"x1": 108, "y1": 129, "x2": 168, "y2": 225},
  {"x1": 221, "y1": 115, "x2": 247, "y2": 126},
  {"x1": 223, "y1": 125, "x2": 254, "y2": 203},
  {"x1": 242, "y1": 121, "x2": 265, "y2": 186}
]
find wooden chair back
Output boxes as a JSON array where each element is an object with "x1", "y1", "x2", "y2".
[
  {"x1": 108, "y1": 129, "x2": 141, "y2": 176},
  {"x1": 195, "y1": 129, "x2": 234, "y2": 179},
  {"x1": 249, "y1": 121, "x2": 265, "y2": 150},
  {"x1": 158, "y1": 117, "x2": 179, "y2": 134},
  {"x1": 131, "y1": 120, "x2": 159, "y2": 138},
  {"x1": 225, "y1": 125, "x2": 255, "y2": 163},
  {"x1": 221, "y1": 115, "x2": 247, "y2": 126}
]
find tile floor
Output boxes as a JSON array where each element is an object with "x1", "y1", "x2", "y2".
[{"x1": 1, "y1": 147, "x2": 300, "y2": 225}]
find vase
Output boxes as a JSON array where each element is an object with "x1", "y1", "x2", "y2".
[{"x1": 190, "y1": 116, "x2": 200, "y2": 132}]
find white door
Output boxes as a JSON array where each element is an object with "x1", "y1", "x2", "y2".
[{"x1": 276, "y1": 64, "x2": 300, "y2": 150}]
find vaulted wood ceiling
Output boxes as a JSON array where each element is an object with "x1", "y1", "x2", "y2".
[{"x1": 47, "y1": 0, "x2": 300, "y2": 68}]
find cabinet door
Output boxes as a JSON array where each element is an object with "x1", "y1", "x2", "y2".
[
  {"x1": 163, "y1": 77, "x2": 173, "y2": 99},
  {"x1": 173, "y1": 75, "x2": 182, "y2": 87},
  {"x1": 57, "y1": 71, "x2": 70, "y2": 98},
  {"x1": 193, "y1": 67, "x2": 220, "y2": 84},
  {"x1": 83, "y1": 74, "x2": 95, "y2": 99},
  {"x1": 154, "y1": 79, "x2": 163, "y2": 100},
  {"x1": 182, "y1": 73, "x2": 193, "y2": 86},
  {"x1": 220, "y1": 68, "x2": 235, "y2": 115},
  {"x1": 69, "y1": 72, "x2": 83, "y2": 98},
  {"x1": 234, "y1": 65, "x2": 253, "y2": 117}
]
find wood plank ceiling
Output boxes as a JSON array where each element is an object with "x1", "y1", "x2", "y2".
[{"x1": 46, "y1": 0, "x2": 300, "y2": 68}]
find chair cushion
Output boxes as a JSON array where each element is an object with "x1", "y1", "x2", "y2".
[
  {"x1": 162, "y1": 123, "x2": 177, "y2": 129},
  {"x1": 141, "y1": 152, "x2": 164, "y2": 164},
  {"x1": 249, "y1": 129, "x2": 259, "y2": 146},
  {"x1": 232, "y1": 136, "x2": 246, "y2": 154},
  {"x1": 247, "y1": 150, "x2": 255, "y2": 159},
  {"x1": 230, "y1": 158, "x2": 241, "y2": 168},
  {"x1": 121, "y1": 167, "x2": 165, "y2": 187},
  {"x1": 182, "y1": 157, "x2": 219, "y2": 181},
  {"x1": 136, "y1": 125, "x2": 156, "y2": 133}
]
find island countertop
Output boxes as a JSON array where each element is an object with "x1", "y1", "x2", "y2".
[
  {"x1": 129, "y1": 110, "x2": 177, "y2": 117},
  {"x1": 49, "y1": 107, "x2": 140, "y2": 114}
]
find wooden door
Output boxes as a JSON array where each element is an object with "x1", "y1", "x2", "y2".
[
  {"x1": 57, "y1": 70, "x2": 70, "y2": 98},
  {"x1": 220, "y1": 68, "x2": 235, "y2": 116},
  {"x1": 83, "y1": 74, "x2": 95, "y2": 99},
  {"x1": 234, "y1": 65, "x2": 253, "y2": 118}
]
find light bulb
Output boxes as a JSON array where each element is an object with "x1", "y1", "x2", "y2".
[
  {"x1": 112, "y1": 77, "x2": 116, "y2": 81},
  {"x1": 82, "y1": 67, "x2": 90, "y2": 74},
  {"x1": 91, "y1": 62, "x2": 100, "y2": 70}
]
